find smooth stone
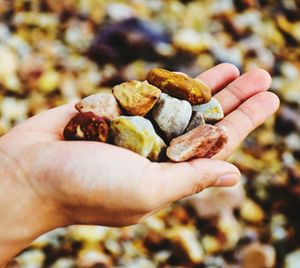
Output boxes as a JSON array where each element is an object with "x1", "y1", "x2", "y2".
[
  {"x1": 240, "y1": 199, "x2": 265, "y2": 223},
  {"x1": 113, "y1": 80, "x2": 161, "y2": 116},
  {"x1": 152, "y1": 93, "x2": 192, "y2": 141},
  {"x1": 147, "y1": 68, "x2": 211, "y2": 105},
  {"x1": 285, "y1": 249, "x2": 300, "y2": 268},
  {"x1": 238, "y1": 243, "x2": 276, "y2": 268},
  {"x1": 75, "y1": 93, "x2": 121, "y2": 120},
  {"x1": 167, "y1": 226, "x2": 204, "y2": 264},
  {"x1": 192, "y1": 97, "x2": 224, "y2": 121},
  {"x1": 217, "y1": 211, "x2": 242, "y2": 250},
  {"x1": 63, "y1": 112, "x2": 110, "y2": 142},
  {"x1": 110, "y1": 116, "x2": 166, "y2": 161},
  {"x1": 185, "y1": 111, "x2": 205, "y2": 133},
  {"x1": 167, "y1": 124, "x2": 228, "y2": 162}
]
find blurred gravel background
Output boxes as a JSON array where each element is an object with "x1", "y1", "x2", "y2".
[{"x1": 1, "y1": 0, "x2": 300, "y2": 267}]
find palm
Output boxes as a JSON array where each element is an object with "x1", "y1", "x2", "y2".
[{"x1": 0, "y1": 64, "x2": 279, "y2": 226}]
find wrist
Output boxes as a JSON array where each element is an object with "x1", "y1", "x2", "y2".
[{"x1": 0, "y1": 145, "x2": 65, "y2": 266}]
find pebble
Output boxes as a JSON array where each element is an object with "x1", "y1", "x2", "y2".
[
  {"x1": 240, "y1": 199, "x2": 265, "y2": 223},
  {"x1": 202, "y1": 235, "x2": 221, "y2": 254},
  {"x1": 17, "y1": 250, "x2": 45, "y2": 268},
  {"x1": 110, "y1": 116, "x2": 166, "y2": 161},
  {"x1": 238, "y1": 243, "x2": 276, "y2": 268},
  {"x1": 186, "y1": 182, "x2": 245, "y2": 219},
  {"x1": 285, "y1": 249, "x2": 300, "y2": 268},
  {"x1": 217, "y1": 211, "x2": 242, "y2": 250},
  {"x1": 167, "y1": 124, "x2": 228, "y2": 162},
  {"x1": 113, "y1": 80, "x2": 161, "y2": 116},
  {"x1": 185, "y1": 111, "x2": 205, "y2": 133},
  {"x1": 152, "y1": 93, "x2": 192, "y2": 141},
  {"x1": 147, "y1": 68, "x2": 211, "y2": 105},
  {"x1": 75, "y1": 93, "x2": 121, "y2": 120},
  {"x1": 77, "y1": 248, "x2": 112, "y2": 267},
  {"x1": 36, "y1": 69, "x2": 60, "y2": 93},
  {"x1": 167, "y1": 226, "x2": 204, "y2": 264},
  {"x1": 192, "y1": 97, "x2": 224, "y2": 121},
  {"x1": 63, "y1": 112, "x2": 110, "y2": 142}
]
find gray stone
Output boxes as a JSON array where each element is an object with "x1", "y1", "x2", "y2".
[
  {"x1": 185, "y1": 111, "x2": 205, "y2": 133},
  {"x1": 152, "y1": 93, "x2": 192, "y2": 141}
]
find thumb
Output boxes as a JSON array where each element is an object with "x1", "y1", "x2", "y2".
[{"x1": 149, "y1": 159, "x2": 241, "y2": 205}]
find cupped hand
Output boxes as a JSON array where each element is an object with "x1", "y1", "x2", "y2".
[{"x1": 0, "y1": 64, "x2": 279, "y2": 231}]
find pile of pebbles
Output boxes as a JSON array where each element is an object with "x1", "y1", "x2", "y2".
[
  {"x1": 0, "y1": 0, "x2": 300, "y2": 267},
  {"x1": 63, "y1": 68, "x2": 226, "y2": 162}
]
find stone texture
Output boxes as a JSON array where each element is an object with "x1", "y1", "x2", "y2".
[
  {"x1": 75, "y1": 93, "x2": 121, "y2": 120},
  {"x1": 147, "y1": 68, "x2": 211, "y2": 105},
  {"x1": 113, "y1": 80, "x2": 161, "y2": 116},
  {"x1": 192, "y1": 97, "x2": 224, "y2": 121},
  {"x1": 63, "y1": 112, "x2": 110, "y2": 142},
  {"x1": 185, "y1": 111, "x2": 205, "y2": 133},
  {"x1": 110, "y1": 116, "x2": 166, "y2": 161},
  {"x1": 166, "y1": 124, "x2": 228, "y2": 162},
  {"x1": 152, "y1": 93, "x2": 192, "y2": 141}
]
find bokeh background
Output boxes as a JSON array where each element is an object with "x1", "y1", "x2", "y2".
[{"x1": 1, "y1": 0, "x2": 300, "y2": 267}]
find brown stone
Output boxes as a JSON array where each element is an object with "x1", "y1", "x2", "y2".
[
  {"x1": 238, "y1": 243, "x2": 276, "y2": 268},
  {"x1": 166, "y1": 124, "x2": 228, "y2": 162},
  {"x1": 113, "y1": 80, "x2": 161, "y2": 116},
  {"x1": 75, "y1": 93, "x2": 121, "y2": 120},
  {"x1": 63, "y1": 112, "x2": 109, "y2": 142},
  {"x1": 147, "y1": 68, "x2": 211, "y2": 105}
]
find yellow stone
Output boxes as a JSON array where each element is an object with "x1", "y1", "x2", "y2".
[
  {"x1": 111, "y1": 116, "x2": 166, "y2": 161},
  {"x1": 240, "y1": 199, "x2": 265, "y2": 223},
  {"x1": 113, "y1": 80, "x2": 161, "y2": 116}
]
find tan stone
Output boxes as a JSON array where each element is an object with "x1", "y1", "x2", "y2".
[
  {"x1": 239, "y1": 243, "x2": 276, "y2": 268},
  {"x1": 113, "y1": 80, "x2": 161, "y2": 116},
  {"x1": 75, "y1": 93, "x2": 121, "y2": 120}
]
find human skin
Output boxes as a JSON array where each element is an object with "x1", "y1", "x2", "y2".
[{"x1": 0, "y1": 64, "x2": 279, "y2": 267}]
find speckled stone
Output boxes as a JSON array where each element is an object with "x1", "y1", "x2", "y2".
[
  {"x1": 113, "y1": 80, "x2": 161, "y2": 116},
  {"x1": 185, "y1": 111, "x2": 205, "y2": 133},
  {"x1": 147, "y1": 68, "x2": 211, "y2": 105},
  {"x1": 167, "y1": 124, "x2": 228, "y2": 162},
  {"x1": 63, "y1": 112, "x2": 110, "y2": 142},
  {"x1": 192, "y1": 97, "x2": 224, "y2": 121},
  {"x1": 75, "y1": 93, "x2": 121, "y2": 120},
  {"x1": 110, "y1": 116, "x2": 166, "y2": 161},
  {"x1": 152, "y1": 93, "x2": 192, "y2": 141}
]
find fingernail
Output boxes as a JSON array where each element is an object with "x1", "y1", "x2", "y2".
[{"x1": 215, "y1": 173, "x2": 240, "y2": 187}]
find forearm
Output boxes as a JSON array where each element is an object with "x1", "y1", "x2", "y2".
[{"x1": 0, "y1": 146, "x2": 60, "y2": 267}]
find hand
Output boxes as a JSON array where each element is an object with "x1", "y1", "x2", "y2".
[{"x1": 0, "y1": 64, "x2": 279, "y2": 264}]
